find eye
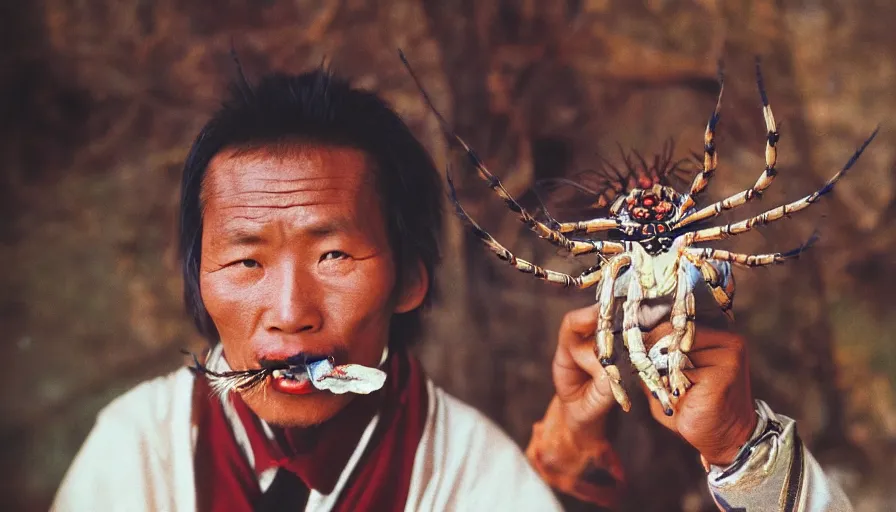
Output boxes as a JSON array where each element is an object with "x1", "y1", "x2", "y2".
[
  {"x1": 239, "y1": 259, "x2": 260, "y2": 268},
  {"x1": 320, "y1": 251, "x2": 349, "y2": 262}
]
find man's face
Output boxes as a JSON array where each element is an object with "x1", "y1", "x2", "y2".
[{"x1": 199, "y1": 144, "x2": 425, "y2": 427}]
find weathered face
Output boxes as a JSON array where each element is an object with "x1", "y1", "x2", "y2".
[{"x1": 199, "y1": 144, "x2": 426, "y2": 427}]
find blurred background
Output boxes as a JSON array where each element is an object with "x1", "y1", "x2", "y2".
[{"x1": 2, "y1": 1, "x2": 895, "y2": 510}]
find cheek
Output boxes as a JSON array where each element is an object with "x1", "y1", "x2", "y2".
[
  {"x1": 199, "y1": 273, "x2": 265, "y2": 355},
  {"x1": 322, "y1": 259, "x2": 396, "y2": 333}
]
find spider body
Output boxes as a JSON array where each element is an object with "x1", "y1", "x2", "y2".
[
  {"x1": 399, "y1": 51, "x2": 878, "y2": 416},
  {"x1": 601, "y1": 184, "x2": 688, "y2": 255}
]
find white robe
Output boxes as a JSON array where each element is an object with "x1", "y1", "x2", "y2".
[{"x1": 50, "y1": 367, "x2": 564, "y2": 512}]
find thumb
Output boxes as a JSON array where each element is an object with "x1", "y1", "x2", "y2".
[{"x1": 568, "y1": 370, "x2": 616, "y2": 426}]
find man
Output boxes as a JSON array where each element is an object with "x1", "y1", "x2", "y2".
[{"x1": 51, "y1": 63, "x2": 853, "y2": 511}]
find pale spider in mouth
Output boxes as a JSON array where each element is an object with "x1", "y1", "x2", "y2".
[{"x1": 183, "y1": 350, "x2": 387, "y2": 398}]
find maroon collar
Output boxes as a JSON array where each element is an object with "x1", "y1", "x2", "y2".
[
  {"x1": 227, "y1": 376, "x2": 382, "y2": 493},
  {"x1": 192, "y1": 345, "x2": 430, "y2": 511}
]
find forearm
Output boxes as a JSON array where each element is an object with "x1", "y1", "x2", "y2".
[
  {"x1": 704, "y1": 400, "x2": 854, "y2": 512},
  {"x1": 524, "y1": 396, "x2": 625, "y2": 509}
]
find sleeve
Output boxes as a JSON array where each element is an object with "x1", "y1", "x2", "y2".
[
  {"x1": 49, "y1": 371, "x2": 197, "y2": 512},
  {"x1": 409, "y1": 387, "x2": 566, "y2": 512},
  {"x1": 704, "y1": 400, "x2": 854, "y2": 512},
  {"x1": 50, "y1": 407, "x2": 161, "y2": 512}
]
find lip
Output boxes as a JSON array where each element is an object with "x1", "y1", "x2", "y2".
[
  {"x1": 257, "y1": 346, "x2": 348, "y2": 369},
  {"x1": 270, "y1": 372, "x2": 318, "y2": 395}
]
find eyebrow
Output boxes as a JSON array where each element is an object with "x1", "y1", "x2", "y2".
[
  {"x1": 219, "y1": 218, "x2": 357, "y2": 246},
  {"x1": 305, "y1": 218, "x2": 355, "y2": 238},
  {"x1": 220, "y1": 228, "x2": 266, "y2": 246}
]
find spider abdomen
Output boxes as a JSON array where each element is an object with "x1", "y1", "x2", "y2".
[{"x1": 608, "y1": 237, "x2": 697, "y2": 300}]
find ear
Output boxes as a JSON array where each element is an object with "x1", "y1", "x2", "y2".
[{"x1": 394, "y1": 259, "x2": 429, "y2": 314}]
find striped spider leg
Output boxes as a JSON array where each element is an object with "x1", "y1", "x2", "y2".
[
  {"x1": 683, "y1": 127, "x2": 879, "y2": 244},
  {"x1": 683, "y1": 255, "x2": 736, "y2": 321},
  {"x1": 644, "y1": 255, "x2": 735, "y2": 402},
  {"x1": 660, "y1": 257, "x2": 699, "y2": 401},
  {"x1": 447, "y1": 171, "x2": 656, "y2": 415},
  {"x1": 402, "y1": 50, "x2": 654, "y2": 412},
  {"x1": 399, "y1": 50, "x2": 631, "y2": 251},
  {"x1": 674, "y1": 57, "x2": 782, "y2": 229},
  {"x1": 685, "y1": 229, "x2": 820, "y2": 269},
  {"x1": 595, "y1": 255, "x2": 635, "y2": 412},
  {"x1": 660, "y1": 234, "x2": 817, "y2": 398},
  {"x1": 617, "y1": 245, "x2": 676, "y2": 415},
  {"x1": 674, "y1": 60, "x2": 725, "y2": 221},
  {"x1": 446, "y1": 173, "x2": 621, "y2": 287}
]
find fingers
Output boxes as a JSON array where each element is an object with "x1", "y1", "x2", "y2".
[
  {"x1": 685, "y1": 346, "x2": 740, "y2": 370},
  {"x1": 644, "y1": 322, "x2": 743, "y2": 352},
  {"x1": 559, "y1": 303, "x2": 601, "y2": 340},
  {"x1": 555, "y1": 303, "x2": 605, "y2": 380},
  {"x1": 553, "y1": 304, "x2": 615, "y2": 413}
]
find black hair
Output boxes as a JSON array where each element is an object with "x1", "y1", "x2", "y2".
[{"x1": 178, "y1": 61, "x2": 443, "y2": 348}]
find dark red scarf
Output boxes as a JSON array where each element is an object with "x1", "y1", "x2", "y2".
[{"x1": 191, "y1": 347, "x2": 429, "y2": 511}]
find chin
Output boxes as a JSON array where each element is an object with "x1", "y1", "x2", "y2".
[{"x1": 240, "y1": 387, "x2": 356, "y2": 428}]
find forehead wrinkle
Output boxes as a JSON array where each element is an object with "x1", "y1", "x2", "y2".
[
  {"x1": 200, "y1": 144, "x2": 385, "y2": 231},
  {"x1": 212, "y1": 212, "x2": 359, "y2": 249},
  {"x1": 201, "y1": 142, "x2": 368, "y2": 190}
]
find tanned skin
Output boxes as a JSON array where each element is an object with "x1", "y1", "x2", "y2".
[
  {"x1": 198, "y1": 143, "x2": 427, "y2": 428},
  {"x1": 552, "y1": 303, "x2": 757, "y2": 466}
]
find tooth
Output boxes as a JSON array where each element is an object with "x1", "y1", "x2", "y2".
[{"x1": 272, "y1": 369, "x2": 282, "y2": 379}]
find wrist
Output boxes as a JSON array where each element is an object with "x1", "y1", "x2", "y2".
[
  {"x1": 526, "y1": 396, "x2": 624, "y2": 508},
  {"x1": 561, "y1": 401, "x2": 611, "y2": 452},
  {"x1": 698, "y1": 407, "x2": 760, "y2": 467}
]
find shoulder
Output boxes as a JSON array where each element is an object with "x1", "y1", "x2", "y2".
[
  {"x1": 96, "y1": 366, "x2": 195, "y2": 429},
  {"x1": 51, "y1": 368, "x2": 196, "y2": 511},
  {"x1": 433, "y1": 385, "x2": 523, "y2": 456},
  {"x1": 407, "y1": 381, "x2": 563, "y2": 512}
]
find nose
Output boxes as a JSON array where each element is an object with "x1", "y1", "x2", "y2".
[{"x1": 264, "y1": 264, "x2": 323, "y2": 335}]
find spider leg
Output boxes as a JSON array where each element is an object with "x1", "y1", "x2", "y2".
[
  {"x1": 675, "y1": 60, "x2": 724, "y2": 219},
  {"x1": 447, "y1": 172, "x2": 627, "y2": 258},
  {"x1": 447, "y1": 175, "x2": 608, "y2": 288},
  {"x1": 622, "y1": 260, "x2": 674, "y2": 415},
  {"x1": 530, "y1": 183, "x2": 626, "y2": 235},
  {"x1": 400, "y1": 51, "x2": 611, "y2": 253},
  {"x1": 667, "y1": 260, "x2": 699, "y2": 400},
  {"x1": 683, "y1": 254, "x2": 736, "y2": 321},
  {"x1": 595, "y1": 255, "x2": 633, "y2": 411},
  {"x1": 552, "y1": 218, "x2": 626, "y2": 235},
  {"x1": 675, "y1": 58, "x2": 786, "y2": 229},
  {"x1": 683, "y1": 127, "x2": 879, "y2": 243},
  {"x1": 685, "y1": 231, "x2": 819, "y2": 268},
  {"x1": 648, "y1": 333, "x2": 695, "y2": 376}
]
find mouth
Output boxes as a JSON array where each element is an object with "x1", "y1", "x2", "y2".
[
  {"x1": 268, "y1": 359, "x2": 326, "y2": 396},
  {"x1": 182, "y1": 350, "x2": 387, "y2": 398}
]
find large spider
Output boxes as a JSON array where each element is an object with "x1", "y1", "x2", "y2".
[{"x1": 399, "y1": 51, "x2": 878, "y2": 416}]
